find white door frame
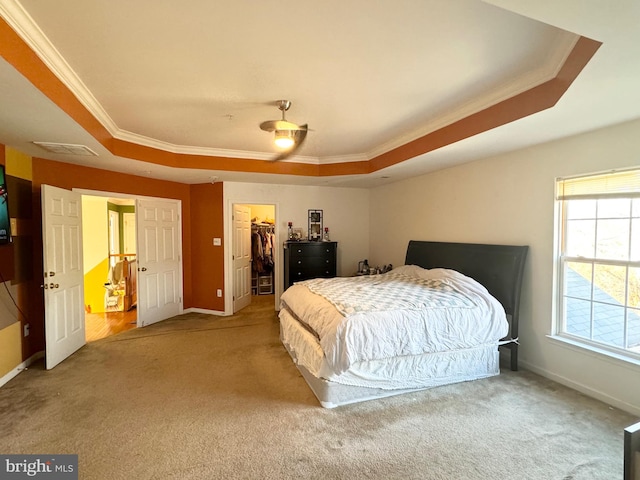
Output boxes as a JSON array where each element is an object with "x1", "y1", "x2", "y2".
[
  {"x1": 74, "y1": 188, "x2": 184, "y2": 325},
  {"x1": 108, "y1": 210, "x2": 120, "y2": 267},
  {"x1": 223, "y1": 198, "x2": 279, "y2": 316},
  {"x1": 122, "y1": 211, "x2": 136, "y2": 256}
]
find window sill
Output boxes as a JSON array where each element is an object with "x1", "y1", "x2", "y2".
[{"x1": 547, "y1": 334, "x2": 640, "y2": 370}]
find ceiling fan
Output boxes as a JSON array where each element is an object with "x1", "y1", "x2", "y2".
[{"x1": 259, "y1": 100, "x2": 308, "y2": 160}]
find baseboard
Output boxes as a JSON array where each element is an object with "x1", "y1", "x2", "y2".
[
  {"x1": 183, "y1": 307, "x2": 227, "y2": 316},
  {"x1": 520, "y1": 359, "x2": 640, "y2": 417},
  {"x1": 0, "y1": 351, "x2": 44, "y2": 388}
]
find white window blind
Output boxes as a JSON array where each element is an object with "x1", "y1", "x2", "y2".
[{"x1": 557, "y1": 169, "x2": 640, "y2": 200}]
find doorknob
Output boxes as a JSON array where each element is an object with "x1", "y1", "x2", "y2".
[
  {"x1": 49, "y1": 272, "x2": 55, "y2": 277},
  {"x1": 141, "y1": 267, "x2": 147, "y2": 271},
  {"x1": 49, "y1": 283, "x2": 59, "y2": 289}
]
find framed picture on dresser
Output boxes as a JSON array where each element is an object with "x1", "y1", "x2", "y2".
[{"x1": 308, "y1": 209, "x2": 323, "y2": 241}]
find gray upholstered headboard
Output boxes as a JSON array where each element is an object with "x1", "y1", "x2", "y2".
[{"x1": 405, "y1": 240, "x2": 528, "y2": 370}]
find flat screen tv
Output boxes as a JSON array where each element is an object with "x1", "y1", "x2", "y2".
[{"x1": 0, "y1": 164, "x2": 11, "y2": 245}]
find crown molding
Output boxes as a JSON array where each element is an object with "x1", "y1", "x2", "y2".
[
  {"x1": 319, "y1": 153, "x2": 370, "y2": 164},
  {"x1": 113, "y1": 129, "x2": 272, "y2": 160},
  {"x1": 0, "y1": 1, "x2": 584, "y2": 169},
  {"x1": 366, "y1": 31, "x2": 580, "y2": 160}
]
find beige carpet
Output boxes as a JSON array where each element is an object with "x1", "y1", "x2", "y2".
[{"x1": 0, "y1": 295, "x2": 636, "y2": 479}]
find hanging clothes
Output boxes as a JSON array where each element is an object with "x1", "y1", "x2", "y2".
[{"x1": 251, "y1": 223, "x2": 275, "y2": 274}]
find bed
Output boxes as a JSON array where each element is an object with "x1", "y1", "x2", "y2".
[{"x1": 279, "y1": 240, "x2": 528, "y2": 408}]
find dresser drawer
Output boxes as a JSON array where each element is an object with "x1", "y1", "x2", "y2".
[
  {"x1": 289, "y1": 264, "x2": 337, "y2": 281},
  {"x1": 288, "y1": 244, "x2": 336, "y2": 259},
  {"x1": 289, "y1": 255, "x2": 335, "y2": 270}
]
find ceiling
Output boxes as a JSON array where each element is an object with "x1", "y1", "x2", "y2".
[{"x1": 0, "y1": 0, "x2": 639, "y2": 188}]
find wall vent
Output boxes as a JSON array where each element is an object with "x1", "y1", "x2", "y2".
[{"x1": 32, "y1": 141, "x2": 98, "y2": 156}]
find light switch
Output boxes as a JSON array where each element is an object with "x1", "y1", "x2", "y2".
[{"x1": 213, "y1": 237, "x2": 222, "y2": 246}]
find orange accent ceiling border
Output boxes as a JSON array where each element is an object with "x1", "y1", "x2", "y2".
[{"x1": 0, "y1": 18, "x2": 601, "y2": 179}]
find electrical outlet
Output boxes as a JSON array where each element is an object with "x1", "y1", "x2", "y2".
[
  {"x1": 23, "y1": 324, "x2": 30, "y2": 337},
  {"x1": 216, "y1": 289, "x2": 222, "y2": 297}
]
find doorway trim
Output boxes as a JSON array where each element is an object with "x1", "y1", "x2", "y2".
[
  {"x1": 74, "y1": 188, "x2": 185, "y2": 327},
  {"x1": 108, "y1": 209, "x2": 120, "y2": 267}
]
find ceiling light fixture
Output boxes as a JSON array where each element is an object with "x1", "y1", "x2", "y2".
[{"x1": 274, "y1": 129, "x2": 295, "y2": 149}]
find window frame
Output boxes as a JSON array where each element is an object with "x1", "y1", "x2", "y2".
[{"x1": 555, "y1": 169, "x2": 640, "y2": 363}]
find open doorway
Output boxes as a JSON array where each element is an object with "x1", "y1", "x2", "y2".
[
  {"x1": 232, "y1": 203, "x2": 276, "y2": 313},
  {"x1": 82, "y1": 195, "x2": 137, "y2": 341},
  {"x1": 42, "y1": 185, "x2": 184, "y2": 368}
]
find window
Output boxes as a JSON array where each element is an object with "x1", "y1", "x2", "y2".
[{"x1": 556, "y1": 169, "x2": 640, "y2": 359}]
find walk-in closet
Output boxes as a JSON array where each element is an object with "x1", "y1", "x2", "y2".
[{"x1": 248, "y1": 204, "x2": 275, "y2": 295}]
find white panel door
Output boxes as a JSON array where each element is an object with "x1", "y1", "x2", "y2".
[
  {"x1": 123, "y1": 212, "x2": 136, "y2": 255},
  {"x1": 42, "y1": 184, "x2": 85, "y2": 369},
  {"x1": 233, "y1": 204, "x2": 251, "y2": 312},
  {"x1": 108, "y1": 210, "x2": 120, "y2": 267},
  {"x1": 136, "y1": 198, "x2": 182, "y2": 326}
]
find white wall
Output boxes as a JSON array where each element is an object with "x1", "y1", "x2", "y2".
[
  {"x1": 224, "y1": 182, "x2": 370, "y2": 311},
  {"x1": 370, "y1": 118, "x2": 640, "y2": 416}
]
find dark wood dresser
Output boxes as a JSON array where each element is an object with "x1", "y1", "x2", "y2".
[{"x1": 283, "y1": 241, "x2": 337, "y2": 289}]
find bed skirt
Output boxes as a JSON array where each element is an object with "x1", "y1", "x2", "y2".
[{"x1": 279, "y1": 308, "x2": 501, "y2": 408}]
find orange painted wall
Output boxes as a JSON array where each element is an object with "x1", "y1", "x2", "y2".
[
  {"x1": 0, "y1": 153, "x2": 228, "y2": 363},
  {"x1": 32, "y1": 157, "x2": 204, "y2": 312},
  {"x1": 189, "y1": 183, "x2": 225, "y2": 311},
  {"x1": 1, "y1": 144, "x2": 37, "y2": 360},
  {"x1": 7, "y1": 174, "x2": 36, "y2": 360},
  {"x1": 33, "y1": 158, "x2": 224, "y2": 338}
]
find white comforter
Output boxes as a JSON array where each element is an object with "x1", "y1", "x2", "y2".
[{"x1": 279, "y1": 265, "x2": 508, "y2": 374}]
